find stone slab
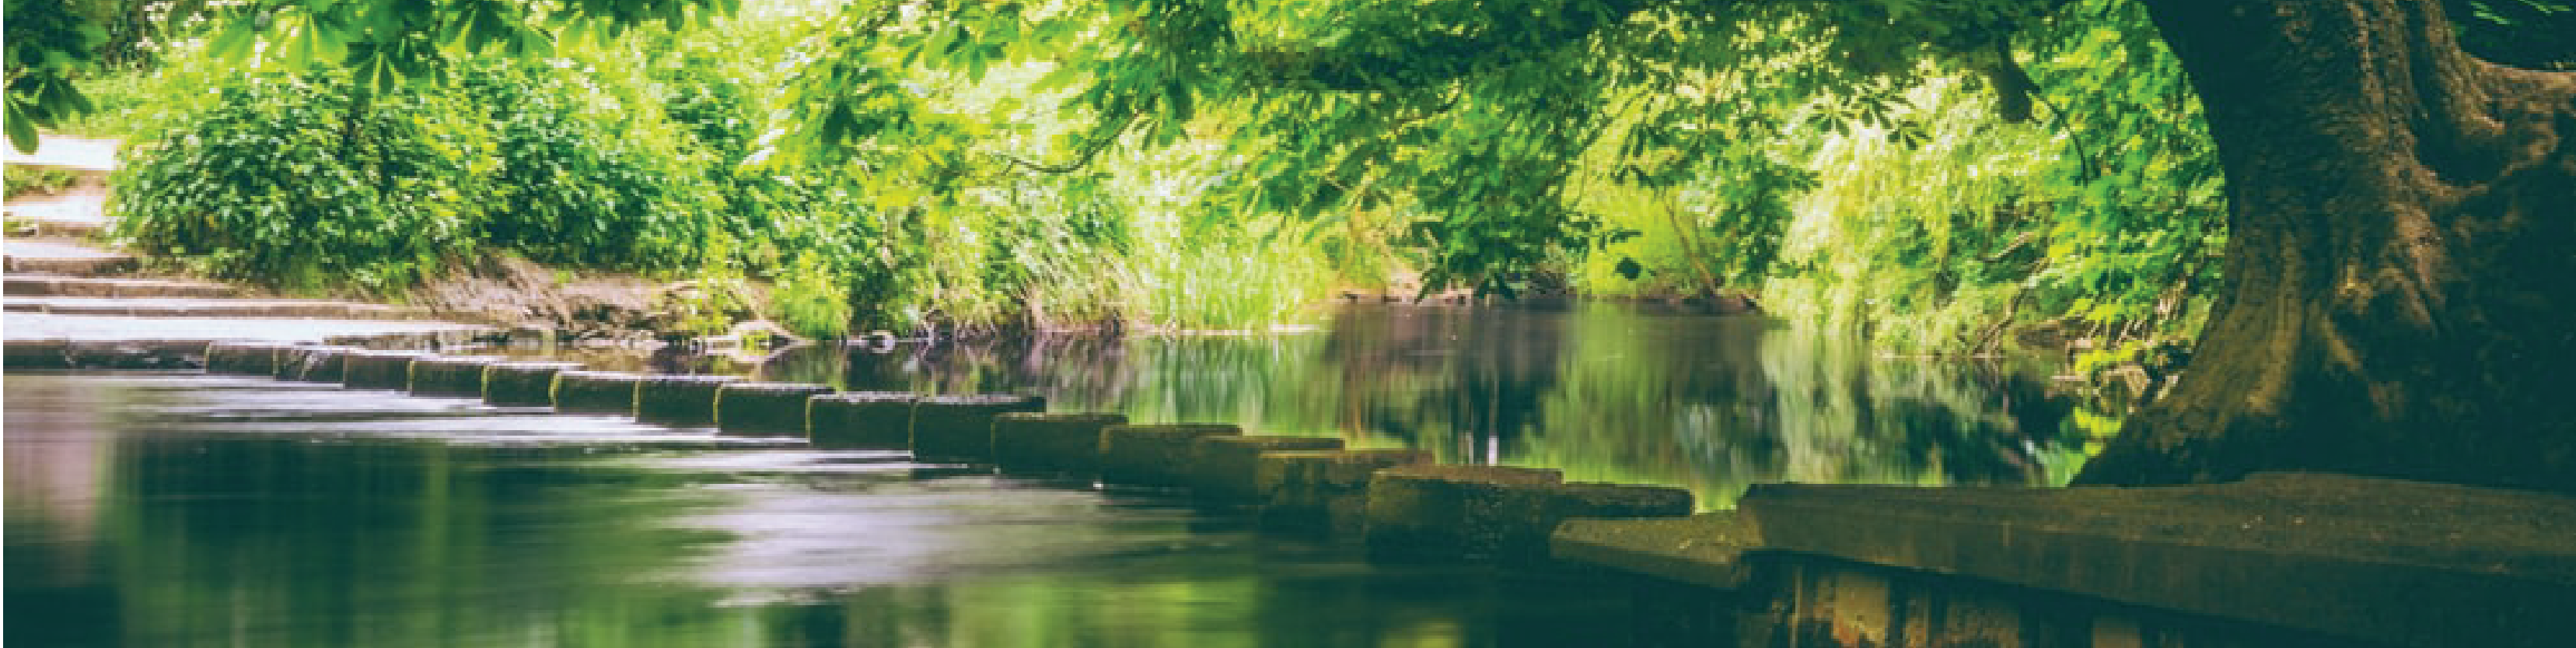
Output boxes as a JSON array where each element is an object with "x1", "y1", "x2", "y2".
[
  {"x1": 40, "y1": 338, "x2": 204, "y2": 370},
  {"x1": 204, "y1": 341, "x2": 290, "y2": 375},
  {"x1": 1098, "y1": 423, "x2": 1241, "y2": 487},
  {"x1": 342, "y1": 350, "x2": 433, "y2": 390},
  {"x1": 715, "y1": 382, "x2": 836, "y2": 436},
  {"x1": 2, "y1": 238, "x2": 135, "y2": 276},
  {"x1": 911, "y1": 394, "x2": 1047, "y2": 461},
  {"x1": 1551, "y1": 512, "x2": 1763, "y2": 590},
  {"x1": 4, "y1": 312, "x2": 488, "y2": 343},
  {"x1": 2, "y1": 338, "x2": 72, "y2": 369},
  {"x1": 552, "y1": 370, "x2": 647, "y2": 414},
  {"x1": 1740, "y1": 472, "x2": 2576, "y2": 648},
  {"x1": 2, "y1": 135, "x2": 121, "y2": 170},
  {"x1": 1255, "y1": 449, "x2": 1431, "y2": 536},
  {"x1": 1361, "y1": 464, "x2": 1564, "y2": 562},
  {"x1": 276, "y1": 345, "x2": 362, "y2": 381},
  {"x1": 4, "y1": 275, "x2": 241, "y2": 298},
  {"x1": 483, "y1": 362, "x2": 585, "y2": 407},
  {"x1": 991, "y1": 412, "x2": 1129, "y2": 475},
  {"x1": 1190, "y1": 435, "x2": 1345, "y2": 503},
  {"x1": 4, "y1": 296, "x2": 430, "y2": 320},
  {"x1": 2, "y1": 187, "x2": 109, "y2": 235},
  {"x1": 808, "y1": 392, "x2": 919, "y2": 449},
  {"x1": 634, "y1": 374, "x2": 745, "y2": 426},
  {"x1": 407, "y1": 356, "x2": 505, "y2": 398}
]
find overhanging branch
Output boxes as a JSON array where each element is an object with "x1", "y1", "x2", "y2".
[{"x1": 1245, "y1": 0, "x2": 1663, "y2": 91}]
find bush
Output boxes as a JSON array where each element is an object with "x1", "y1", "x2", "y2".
[
  {"x1": 455, "y1": 60, "x2": 696, "y2": 268},
  {"x1": 110, "y1": 72, "x2": 484, "y2": 292}
]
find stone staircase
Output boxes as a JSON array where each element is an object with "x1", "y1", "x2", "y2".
[{"x1": 5, "y1": 136, "x2": 489, "y2": 369}]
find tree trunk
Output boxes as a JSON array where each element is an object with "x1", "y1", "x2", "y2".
[{"x1": 2074, "y1": 0, "x2": 2576, "y2": 495}]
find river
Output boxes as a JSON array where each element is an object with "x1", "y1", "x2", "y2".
[{"x1": 5, "y1": 302, "x2": 2097, "y2": 646}]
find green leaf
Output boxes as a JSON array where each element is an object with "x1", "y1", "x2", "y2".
[{"x1": 5, "y1": 103, "x2": 41, "y2": 154}]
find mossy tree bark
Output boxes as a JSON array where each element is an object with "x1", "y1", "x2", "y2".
[{"x1": 2074, "y1": 0, "x2": 2576, "y2": 494}]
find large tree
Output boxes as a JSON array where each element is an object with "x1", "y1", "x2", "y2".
[
  {"x1": 830, "y1": 0, "x2": 2576, "y2": 494},
  {"x1": 9, "y1": 0, "x2": 2571, "y2": 493},
  {"x1": 2071, "y1": 0, "x2": 2575, "y2": 493}
]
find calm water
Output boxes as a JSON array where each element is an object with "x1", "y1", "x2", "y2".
[{"x1": 6, "y1": 303, "x2": 2094, "y2": 647}]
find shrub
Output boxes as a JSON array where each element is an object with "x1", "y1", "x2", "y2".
[
  {"x1": 110, "y1": 72, "x2": 484, "y2": 292},
  {"x1": 454, "y1": 60, "x2": 695, "y2": 269}
]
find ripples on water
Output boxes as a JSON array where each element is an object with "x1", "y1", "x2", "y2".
[{"x1": 6, "y1": 303, "x2": 2102, "y2": 647}]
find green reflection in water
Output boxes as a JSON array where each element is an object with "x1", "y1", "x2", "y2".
[
  {"x1": 765, "y1": 303, "x2": 2095, "y2": 509},
  {"x1": 6, "y1": 374, "x2": 1659, "y2": 648}
]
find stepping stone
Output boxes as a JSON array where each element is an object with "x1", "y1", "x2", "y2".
[
  {"x1": 714, "y1": 382, "x2": 836, "y2": 436},
  {"x1": 809, "y1": 392, "x2": 919, "y2": 449},
  {"x1": 634, "y1": 374, "x2": 746, "y2": 426},
  {"x1": 3, "y1": 275, "x2": 241, "y2": 298}
]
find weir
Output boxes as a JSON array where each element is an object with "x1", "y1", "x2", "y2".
[{"x1": 6, "y1": 340, "x2": 2568, "y2": 648}]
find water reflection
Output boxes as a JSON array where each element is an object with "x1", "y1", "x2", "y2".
[
  {"x1": 5, "y1": 304, "x2": 2095, "y2": 647},
  {"x1": 758, "y1": 303, "x2": 2091, "y2": 506},
  {"x1": 7, "y1": 373, "x2": 1653, "y2": 648}
]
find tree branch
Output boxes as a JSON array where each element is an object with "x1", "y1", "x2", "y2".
[{"x1": 1247, "y1": 0, "x2": 1663, "y2": 91}]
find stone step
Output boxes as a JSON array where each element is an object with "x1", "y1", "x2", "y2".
[
  {"x1": 1550, "y1": 513, "x2": 1763, "y2": 590},
  {"x1": 4, "y1": 274, "x2": 243, "y2": 298},
  {"x1": 5, "y1": 217, "x2": 105, "y2": 238},
  {"x1": 3, "y1": 238, "x2": 138, "y2": 276},
  {"x1": 3, "y1": 186, "x2": 110, "y2": 236},
  {"x1": 2, "y1": 136, "x2": 121, "y2": 171},
  {"x1": 3, "y1": 296, "x2": 432, "y2": 320}
]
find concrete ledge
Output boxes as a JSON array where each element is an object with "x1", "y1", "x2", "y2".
[
  {"x1": 551, "y1": 370, "x2": 646, "y2": 414},
  {"x1": 1190, "y1": 436, "x2": 1345, "y2": 503},
  {"x1": 634, "y1": 374, "x2": 744, "y2": 426},
  {"x1": 991, "y1": 412, "x2": 1128, "y2": 475},
  {"x1": 205, "y1": 341, "x2": 292, "y2": 375},
  {"x1": 715, "y1": 382, "x2": 836, "y2": 436},
  {"x1": 1741, "y1": 472, "x2": 2576, "y2": 648},
  {"x1": 2, "y1": 275, "x2": 241, "y2": 299},
  {"x1": 911, "y1": 394, "x2": 1047, "y2": 461},
  {"x1": 1551, "y1": 513, "x2": 1762, "y2": 590},
  {"x1": 1362, "y1": 464, "x2": 1564, "y2": 562},
  {"x1": 483, "y1": 362, "x2": 585, "y2": 407},
  {"x1": 4, "y1": 255, "x2": 137, "y2": 276},
  {"x1": 407, "y1": 356, "x2": 505, "y2": 398},
  {"x1": 276, "y1": 345, "x2": 362, "y2": 381},
  {"x1": 341, "y1": 350, "x2": 432, "y2": 390},
  {"x1": 1099, "y1": 423, "x2": 1241, "y2": 487},
  {"x1": 1256, "y1": 449, "x2": 1431, "y2": 535},
  {"x1": 2, "y1": 297, "x2": 432, "y2": 320},
  {"x1": 2, "y1": 339, "x2": 71, "y2": 369},
  {"x1": 809, "y1": 392, "x2": 918, "y2": 449},
  {"x1": 64, "y1": 338, "x2": 204, "y2": 370},
  {"x1": 4, "y1": 338, "x2": 205, "y2": 370}
]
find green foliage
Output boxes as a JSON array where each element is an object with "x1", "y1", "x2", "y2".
[
  {"x1": 4, "y1": 163, "x2": 84, "y2": 198},
  {"x1": 453, "y1": 59, "x2": 697, "y2": 268},
  {"x1": 5, "y1": 0, "x2": 110, "y2": 150},
  {"x1": 2448, "y1": 0, "x2": 2576, "y2": 68},
  {"x1": 76, "y1": 0, "x2": 2525, "y2": 352},
  {"x1": 1734, "y1": 0, "x2": 2225, "y2": 352},
  {"x1": 771, "y1": 250, "x2": 851, "y2": 338},
  {"x1": 109, "y1": 72, "x2": 486, "y2": 292}
]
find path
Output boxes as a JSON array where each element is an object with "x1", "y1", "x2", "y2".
[{"x1": 5, "y1": 135, "x2": 490, "y2": 363}]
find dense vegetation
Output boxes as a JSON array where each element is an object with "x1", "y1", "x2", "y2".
[
  {"x1": 60, "y1": 5, "x2": 1344, "y2": 338},
  {"x1": 30, "y1": 0, "x2": 2361, "y2": 355},
  {"x1": 12, "y1": 0, "x2": 2576, "y2": 492},
  {"x1": 5, "y1": 0, "x2": 2576, "y2": 454}
]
